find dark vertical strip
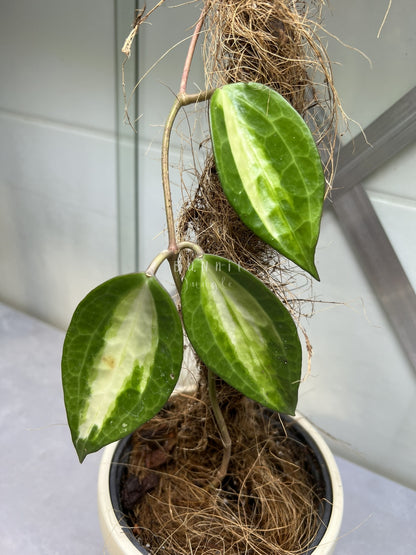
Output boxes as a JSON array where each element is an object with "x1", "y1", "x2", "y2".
[
  {"x1": 332, "y1": 184, "x2": 416, "y2": 371},
  {"x1": 114, "y1": 0, "x2": 140, "y2": 273},
  {"x1": 114, "y1": 0, "x2": 121, "y2": 273},
  {"x1": 133, "y1": 0, "x2": 140, "y2": 272},
  {"x1": 330, "y1": 86, "x2": 416, "y2": 372}
]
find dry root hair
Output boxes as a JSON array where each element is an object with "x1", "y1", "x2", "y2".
[{"x1": 125, "y1": 386, "x2": 326, "y2": 555}]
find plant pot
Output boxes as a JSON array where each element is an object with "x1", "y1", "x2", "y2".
[{"x1": 97, "y1": 413, "x2": 343, "y2": 555}]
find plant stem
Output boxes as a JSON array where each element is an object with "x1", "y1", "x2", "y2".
[
  {"x1": 179, "y1": 6, "x2": 207, "y2": 94},
  {"x1": 145, "y1": 241, "x2": 204, "y2": 279},
  {"x1": 168, "y1": 242, "x2": 204, "y2": 293},
  {"x1": 145, "y1": 249, "x2": 172, "y2": 277},
  {"x1": 161, "y1": 89, "x2": 215, "y2": 254},
  {"x1": 161, "y1": 4, "x2": 211, "y2": 254},
  {"x1": 207, "y1": 369, "x2": 232, "y2": 485},
  {"x1": 161, "y1": 96, "x2": 182, "y2": 253},
  {"x1": 177, "y1": 240, "x2": 205, "y2": 258}
]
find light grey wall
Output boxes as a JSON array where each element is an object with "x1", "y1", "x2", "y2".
[
  {"x1": 0, "y1": 0, "x2": 119, "y2": 329},
  {"x1": 322, "y1": 0, "x2": 415, "y2": 139}
]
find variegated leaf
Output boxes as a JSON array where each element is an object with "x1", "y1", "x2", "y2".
[
  {"x1": 181, "y1": 254, "x2": 301, "y2": 414},
  {"x1": 210, "y1": 82, "x2": 325, "y2": 280},
  {"x1": 62, "y1": 273, "x2": 183, "y2": 462}
]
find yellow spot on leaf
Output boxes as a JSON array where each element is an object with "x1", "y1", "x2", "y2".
[{"x1": 102, "y1": 355, "x2": 116, "y2": 370}]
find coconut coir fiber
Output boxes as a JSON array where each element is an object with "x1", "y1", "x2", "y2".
[{"x1": 122, "y1": 379, "x2": 327, "y2": 555}]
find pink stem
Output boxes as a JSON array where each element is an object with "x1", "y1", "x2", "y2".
[{"x1": 179, "y1": 6, "x2": 207, "y2": 94}]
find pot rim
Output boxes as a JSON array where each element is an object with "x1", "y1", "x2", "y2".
[{"x1": 98, "y1": 412, "x2": 343, "y2": 555}]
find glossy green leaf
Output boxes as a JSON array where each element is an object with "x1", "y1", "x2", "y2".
[
  {"x1": 210, "y1": 82, "x2": 325, "y2": 280},
  {"x1": 62, "y1": 274, "x2": 183, "y2": 462},
  {"x1": 181, "y1": 254, "x2": 301, "y2": 414}
]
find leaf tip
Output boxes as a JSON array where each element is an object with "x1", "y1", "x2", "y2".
[
  {"x1": 74, "y1": 438, "x2": 89, "y2": 463},
  {"x1": 310, "y1": 265, "x2": 320, "y2": 281},
  {"x1": 301, "y1": 256, "x2": 320, "y2": 281}
]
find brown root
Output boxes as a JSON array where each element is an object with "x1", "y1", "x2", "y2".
[
  {"x1": 125, "y1": 380, "x2": 325, "y2": 554},
  {"x1": 202, "y1": 0, "x2": 340, "y2": 184},
  {"x1": 177, "y1": 0, "x2": 341, "y2": 319}
]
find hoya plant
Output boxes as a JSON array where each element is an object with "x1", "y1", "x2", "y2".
[{"x1": 62, "y1": 81, "x2": 324, "y2": 463}]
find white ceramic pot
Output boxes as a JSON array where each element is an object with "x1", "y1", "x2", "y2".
[{"x1": 98, "y1": 413, "x2": 343, "y2": 555}]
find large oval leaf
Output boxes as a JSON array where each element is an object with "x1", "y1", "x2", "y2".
[
  {"x1": 210, "y1": 82, "x2": 325, "y2": 280},
  {"x1": 62, "y1": 273, "x2": 183, "y2": 462},
  {"x1": 181, "y1": 254, "x2": 301, "y2": 414}
]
